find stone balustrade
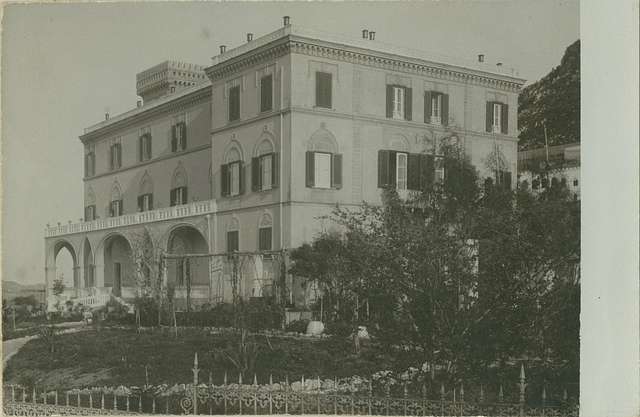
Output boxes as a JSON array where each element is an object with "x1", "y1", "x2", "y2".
[{"x1": 45, "y1": 199, "x2": 216, "y2": 238}]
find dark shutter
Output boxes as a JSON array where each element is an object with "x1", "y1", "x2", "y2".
[
  {"x1": 259, "y1": 227, "x2": 272, "y2": 251},
  {"x1": 407, "y1": 153, "x2": 421, "y2": 190},
  {"x1": 441, "y1": 94, "x2": 449, "y2": 126},
  {"x1": 316, "y1": 72, "x2": 332, "y2": 108},
  {"x1": 229, "y1": 86, "x2": 240, "y2": 121},
  {"x1": 85, "y1": 154, "x2": 89, "y2": 177},
  {"x1": 170, "y1": 189, "x2": 176, "y2": 206},
  {"x1": 386, "y1": 85, "x2": 394, "y2": 118},
  {"x1": 171, "y1": 125, "x2": 178, "y2": 152},
  {"x1": 227, "y1": 231, "x2": 239, "y2": 252},
  {"x1": 324, "y1": 73, "x2": 332, "y2": 108},
  {"x1": 378, "y1": 150, "x2": 390, "y2": 188},
  {"x1": 332, "y1": 153, "x2": 343, "y2": 189},
  {"x1": 238, "y1": 162, "x2": 245, "y2": 195},
  {"x1": 177, "y1": 259, "x2": 184, "y2": 286},
  {"x1": 118, "y1": 199, "x2": 123, "y2": 215},
  {"x1": 501, "y1": 104, "x2": 509, "y2": 134},
  {"x1": 404, "y1": 87, "x2": 412, "y2": 121},
  {"x1": 180, "y1": 122, "x2": 187, "y2": 150},
  {"x1": 421, "y1": 155, "x2": 435, "y2": 188},
  {"x1": 148, "y1": 194, "x2": 154, "y2": 210},
  {"x1": 486, "y1": 102, "x2": 493, "y2": 132},
  {"x1": 221, "y1": 164, "x2": 229, "y2": 197},
  {"x1": 424, "y1": 91, "x2": 432, "y2": 123},
  {"x1": 261, "y1": 75, "x2": 273, "y2": 112},
  {"x1": 109, "y1": 146, "x2": 114, "y2": 170},
  {"x1": 137, "y1": 195, "x2": 143, "y2": 212},
  {"x1": 271, "y1": 153, "x2": 279, "y2": 188},
  {"x1": 252, "y1": 157, "x2": 260, "y2": 191},
  {"x1": 182, "y1": 187, "x2": 188, "y2": 204},
  {"x1": 306, "y1": 151, "x2": 315, "y2": 187},
  {"x1": 504, "y1": 171, "x2": 512, "y2": 189}
]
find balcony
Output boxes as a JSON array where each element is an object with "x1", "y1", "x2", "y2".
[{"x1": 45, "y1": 199, "x2": 217, "y2": 238}]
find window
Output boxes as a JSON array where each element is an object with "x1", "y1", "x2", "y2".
[
  {"x1": 378, "y1": 150, "x2": 434, "y2": 191},
  {"x1": 85, "y1": 152, "x2": 95, "y2": 177},
  {"x1": 176, "y1": 259, "x2": 190, "y2": 287},
  {"x1": 109, "y1": 144, "x2": 122, "y2": 170},
  {"x1": 137, "y1": 193, "x2": 153, "y2": 212},
  {"x1": 221, "y1": 154, "x2": 245, "y2": 197},
  {"x1": 486, "y1": 101, "x2": 509, "y2": 134},
  {"x1": 109, "y1": 199, "x2": 123, "y2": 217},
  {"x1": 305, "y1": 151, "x2": 342, "y2": 189},
  {"x1": 386, "y1": 85, "x2": 412, "y2": 121},
  {"x1": 171, "y1": 122, "x2": 187, "y2": 152},
  {"x1": 259, "y1": 227, "x2": 272, "y2": 251},
  {"x1": 230, "y1": 161, "x2": 240, "y2": 196},
  {"x1": 396, "y1": 152, "x2": 408, "y2": 190},
  {"x1": 260, "y1": 75, "x2": 273, "y2": 112},
  {"x1": 573, "y1": 179, "x2": 579, "y2": 187},
  {"x1": 227, "y1": 230, "x2": 239, "y2": 252},
  {"x1": 170, "y1": 186, "x2": 188, "y2": 206},
  {"x1": 84, "y1": 205, "x2": 96, "y2": 221},
  {"x1": 424, "y1": 91, "x2": 449, "y2": 125},
  {"x1": 252, "y1": 153, "x2": 279, "y2": 192},
  {"x1": 229, "y1": 85, "x2": 240, "y2": 121},
  {"x1": 315, "y1": 72, "x2": 332, "y2": 108},
  {"x1": 139, "y1": 133, "x2": 152, "y2": 161}
]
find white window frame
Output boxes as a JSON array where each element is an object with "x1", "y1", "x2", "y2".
[
  {"x1": 431, "y1": 94, "x2": 442, "y2": 125},
  {"x1": 392, "y1": 87, "x2": 405, "y2": 120},
  {"x1": 493, "y1": 103, "x2": 502, "y2": 133},
  {"x1": 396, "y1": 152, "x2": 408, "y2": 190},
  {"x1": 314, "y1": 152, "x2": 332, "y2": 189},
  {"x1": 229, "y1": 161, "x2": 241, "y2": 196},
  {"x1": 260, "y1": 154, "x2": 273, "y2": 191}
]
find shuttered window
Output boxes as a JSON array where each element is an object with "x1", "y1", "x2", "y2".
[
  {"x1": 170, "y1": 187, "x2": 188, "y2": 206},
  {"x1": 305, "y1": 151, "x2": 342, "y2": 189},
  {"x1": 230, "y1": 161, "x2": 241, "y2": 196},
  {"x1": 110, "y1": 144, "x2": 121, "y2": 170},
  {"x1": 386, "y1": 85, "x2": 412, "y2": 121},
  {"x1": 486, "y1": 102, "x2": 509, "y2": 134},
  {"x1": 260, "y1": 75, "x2": 273, "y2": 112},
  {"x1": 85, "y1": 152, "x2": 95, "y2": 177},
  {"x1": 109, "y1": 199, "x2": 123, "y2": 217},
  {"x1": 259, "y1": 227, "x2": 272, "y2": 251},
  {"x1": 84, "y1": 205, "x2": 96, "y2": 221},
  {"x1": 315, "y1": 72, "x2": 332, "y2": 108},
  {"x1": 378, "y1": 150, "x2": 436, "y2": 191},
  {"x1": 424, "y1": 91, "x2": 449, "y2": 125},
  {"x1": 253, "y1": 153, "x2": 277, "y2": 192},
  {"x1": 137, "y1": 193, "x2": 153, "y2": 212},
  {"x1": 496, "y1": 170, "x2": 512, "y2": 189},
  {"x1": 229, "y1": 85, "x2": 240, "y2": 121},
  {"x1": 139, "y1": 133, "x2": 152, "y2": 161},
  {"x1": 227, "y1": 231, "x2": 239, "y2": 253}
]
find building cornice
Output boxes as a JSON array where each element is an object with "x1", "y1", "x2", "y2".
[
  {"x1": 80, "y1": 84, "x2": 211, "y2": 144},
  {"x1": 205, "y1": 32, "x2": 525, "y2": 92}
]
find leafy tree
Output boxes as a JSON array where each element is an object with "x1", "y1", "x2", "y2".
[{"x1": 518, "y1": 40, "x2": 580, "y2": 150}]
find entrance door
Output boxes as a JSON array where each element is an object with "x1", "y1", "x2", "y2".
[{"x1": 113, "y1": 262, "x2": 122, "y2": 297}]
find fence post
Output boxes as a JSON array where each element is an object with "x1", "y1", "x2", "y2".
[
  {"x1": 192, "y1": 352, "x2": 199, "y2": 415},
  {"x1": 422, "y1": 384, "x2": 427, "y2": 417},
  {"x1": 223, "y1": 372, "x2": 228, "y2": 414},
  {"x1": 269, "y1": 374, "x2": 273, "y2": 415},
  {"x1": 55, "y1": 390, "x2": 59, "y2": 406},
  {"x1": 77, "y1": 392, "x2": 80, "y2": 407},
  {"x1": 89, "y1": 392, "x2": 93, "y2": 409},
  {"x1": 301, "y1": 375, "x2": 305, "y2": 415},
  {"x1": 440, "y1": 383, "x2": 445, "y2": 417},
  {"x1": 368, "y1": 379, "x2": 373, "y2": 416},
  {"x1": 499, "y1": 385, "x2": 504, "y2": 403},
  {"x1": 318, "y1": 376, "x2": 322, "y2": 415},
  {"x1": 519, "y1": 363, "x2": 526, "y2": 417},
  {"x1": 335, "y1": 377, "x2": 339, "y2": 415},
  {"x1": 138, "y1": 395, "x2": 142, "y2": 412},
  {"x1": 114, "y1": 394, "x2": 118, "y2": 411},
  {"x1": 253, "y1": 374, "x2": 258, "y2": 415},
  {"x1": 152, "y1": 397, "x2": 156, "y2": 414},
  {"x1": 32, "y1": 386, "x2": 36, "y2": 404},
  {"x1": 479, "y1": 384, "x2": 484, "y2": 403},
  {"x1": 285, "y1": 375, "x2": 289, "y2": 415},
  {"x1": 101, "y1": 393, "x2": 105, "y2": 409},
  {"x1": 542, "y1": 385, "x2": 547, "y2": 411},
  {"x1": 11, "y1": 385, "x2": 15, "y2": 402},
  {"x1": 403, "y1": 383, "x2": 408, "y2": 416}
]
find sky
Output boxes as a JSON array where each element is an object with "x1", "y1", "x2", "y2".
[{"x1": 1, "y1": 1, "x2": 579, "y2": 285}]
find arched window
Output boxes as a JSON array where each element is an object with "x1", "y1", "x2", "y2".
[
  {"x1": 85, "y1": 187, "x2": 96, "y2": 221},
  {"x1": 306, "y1": 127, "x2": 342, "y2": 190},
  {"x1": 258, "y1": 213, "x2": 273, "y2": 251},
  {"x1": 221, "y1": 145, "x2": 244, "y2": 197},
  {"x1": 138, "y1": 172, "x2": 154, "y2": 212},
  {"x1": 170, "y1": 164, "x2": 188, "y2": 206},
  {"x1": 109, "y1": 182, "x2": 123, "y2": 217},
  {"x1": 252, "y1": 138, "x2": 278, "y2": 192}
]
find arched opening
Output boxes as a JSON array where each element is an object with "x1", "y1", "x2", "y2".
[
  {"x1": 166, "y1": 225, "x2": 209, "y2": 311},
  {"x1": 83, "y1": 238, "x2": 95, "y2": 288},
  {"x1": 53, "y1": 241, "x2": 77, "y2": 293},
  {"x1": 103, "y1": 234, "x2": 134, "y2": 298}
]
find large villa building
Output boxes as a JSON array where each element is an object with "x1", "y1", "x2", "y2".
[{"x1": 44, "y1": 19, "x2": 525, "y2": 312}]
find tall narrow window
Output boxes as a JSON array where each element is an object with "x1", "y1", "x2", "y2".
[
  {"x1": 314, "y1": 152, "x2": 332, "y2": 189},
  {"x1": 109, "y1": 199, "x2": 123, "y2": 217},
  {"x1": 110, "y1": 144, "x2": 122, "y2": 170},
  {"x1": 229, "y1": 161, "x2": 241, "y2": 196},
  {"x1": 221, "y1": 150, "x2": 245, "y2": 198},
  {"x1": 387, "y1": 85, "x2": 412, "y2": 121},
  {"x1": 229, "y1": 85, "x2": 240, "y2": 121},
  {"x1": 260, "y1": 154, "x2": 272, "y2": 190},
  {"x1": 170, "y1": 187, "x2": 188, "y2": 206},
  {"x1": 259, "y1": 227, "x2": 272, "y2": 251},
  {"x1": 393, "y1": 87, "x2": 405, "y2": 120},
  {"x1": 171, "y1": 122, "x2": 187, "y2": 152},
  {"x1": 493, "y1": 103, "x2": 502, "y2": 132},
  {"x1": 139, "y1": 133, "x2": 152, "y2": 161},
  {"x1": 305, "y1": 151, "x2": 342, "y2": 189},
  {"x1": 315, "y1": 72, "x2": 332, "y2": 108},
  {"x1": 137, "y1": 193, "x2": 153, "y2": 212},
  {"x1": 227, "y1": 230, "x2": 239, "y2": 253},
  {"x1": 260, "y1": 75, "x2": 273, "y2": 112},
  {"x1": 396, "y1": 152, "x2": 408, "y2": 190},
  {"x1": 84, "y1": 205, "x2": 96, "y2": 221},
  {"x1": 85, "y1": 152, "x2": 95, "y2": 177},
  {"x1": 486, "y1": 101, "x2": 509, "y2": 134}
]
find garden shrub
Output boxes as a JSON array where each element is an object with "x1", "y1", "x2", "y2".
[{"x1": 324, "y1": 321, "x2": 354, "y2": 337}]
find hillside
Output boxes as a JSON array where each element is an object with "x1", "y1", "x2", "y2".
[
  {"x1": 2, "y1": 280, "x2": 46, "y2": 303},
  {"x1": 518, "y1": 40, "x2": 580, "y2": 151}
]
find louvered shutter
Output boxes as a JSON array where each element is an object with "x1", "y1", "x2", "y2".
[
  {"x1": 424, "y1": 91, "x2": 432, "y2": 123},
  {"x1": 386, "y1": 85, "x2": 393, "y2": 118},
  {"x1": 486, "y1": 102, "x2": 493, "y2": 132},
  {"x1": 271, "y1": 153, "x2": 279, "y2": 188},
  {"x1": 378, "y1": 150, "x2": 390, "y2": 188},
  {"x1": 407, "y1": 153, "x2": 421, "y2": 190},
  {"x1": 441, "y1": 94, "x2": 449, "y2": 126},
  {"x1": 252, "y1": 157, "x2": 260, "y2": 192},
  {"x1": 404, "y1": 88, "x2": 412, "y2": 121},
  {"x1": 332, "y1": 154, "x2": 343, "y2": 189},
  {"x1": 220, "y1": 164, "x2": 228, "y2": 197},
  {"x1": 324, "y1": 74, "x2": 332, "y2": 108},
  {"x1": 306, "y1": 151, "x2": 315, "y2": 187},
  {"x1": 137, "y1": 195, "x2": 143, "y2": 212},
  {"x1": 238, "y1": 162, "x2": 245, "y2": 195},
  {"x1": 501, "y1": 104, "x2": 509, "y2": 134},
  {"x1": 170, "y1": 189, "x2": 176, "y2": 206}
]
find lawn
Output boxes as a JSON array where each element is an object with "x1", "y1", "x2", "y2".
[{"x1": 3, "y1": 327, "x2": 409, "y2": 390}]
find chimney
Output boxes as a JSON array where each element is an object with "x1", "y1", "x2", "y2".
[
  {"x1": 362, "y1": 29, "x2": 369, "y2": 39},
  {"x1": 104, "y1": 112, "x2": 110, "y2": 121},
  {"x1": 136, "y1": 98, "x2": 143, "y2": 108},
  {"x1": 220, "y1": 45, "x2": 227, "y2": 54},
  {"x1": 369, "y1": 31, "x2": 376, "y2": 40},
  {"x1": 283, "y1": 16, "x2": 290, "y2": 26},
  {"x1": 247, "y1": 33, "x2": 253, "y2": 42},
  {"x1": 478, "y1": 54, "x2": 485, "y2": 63}
]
